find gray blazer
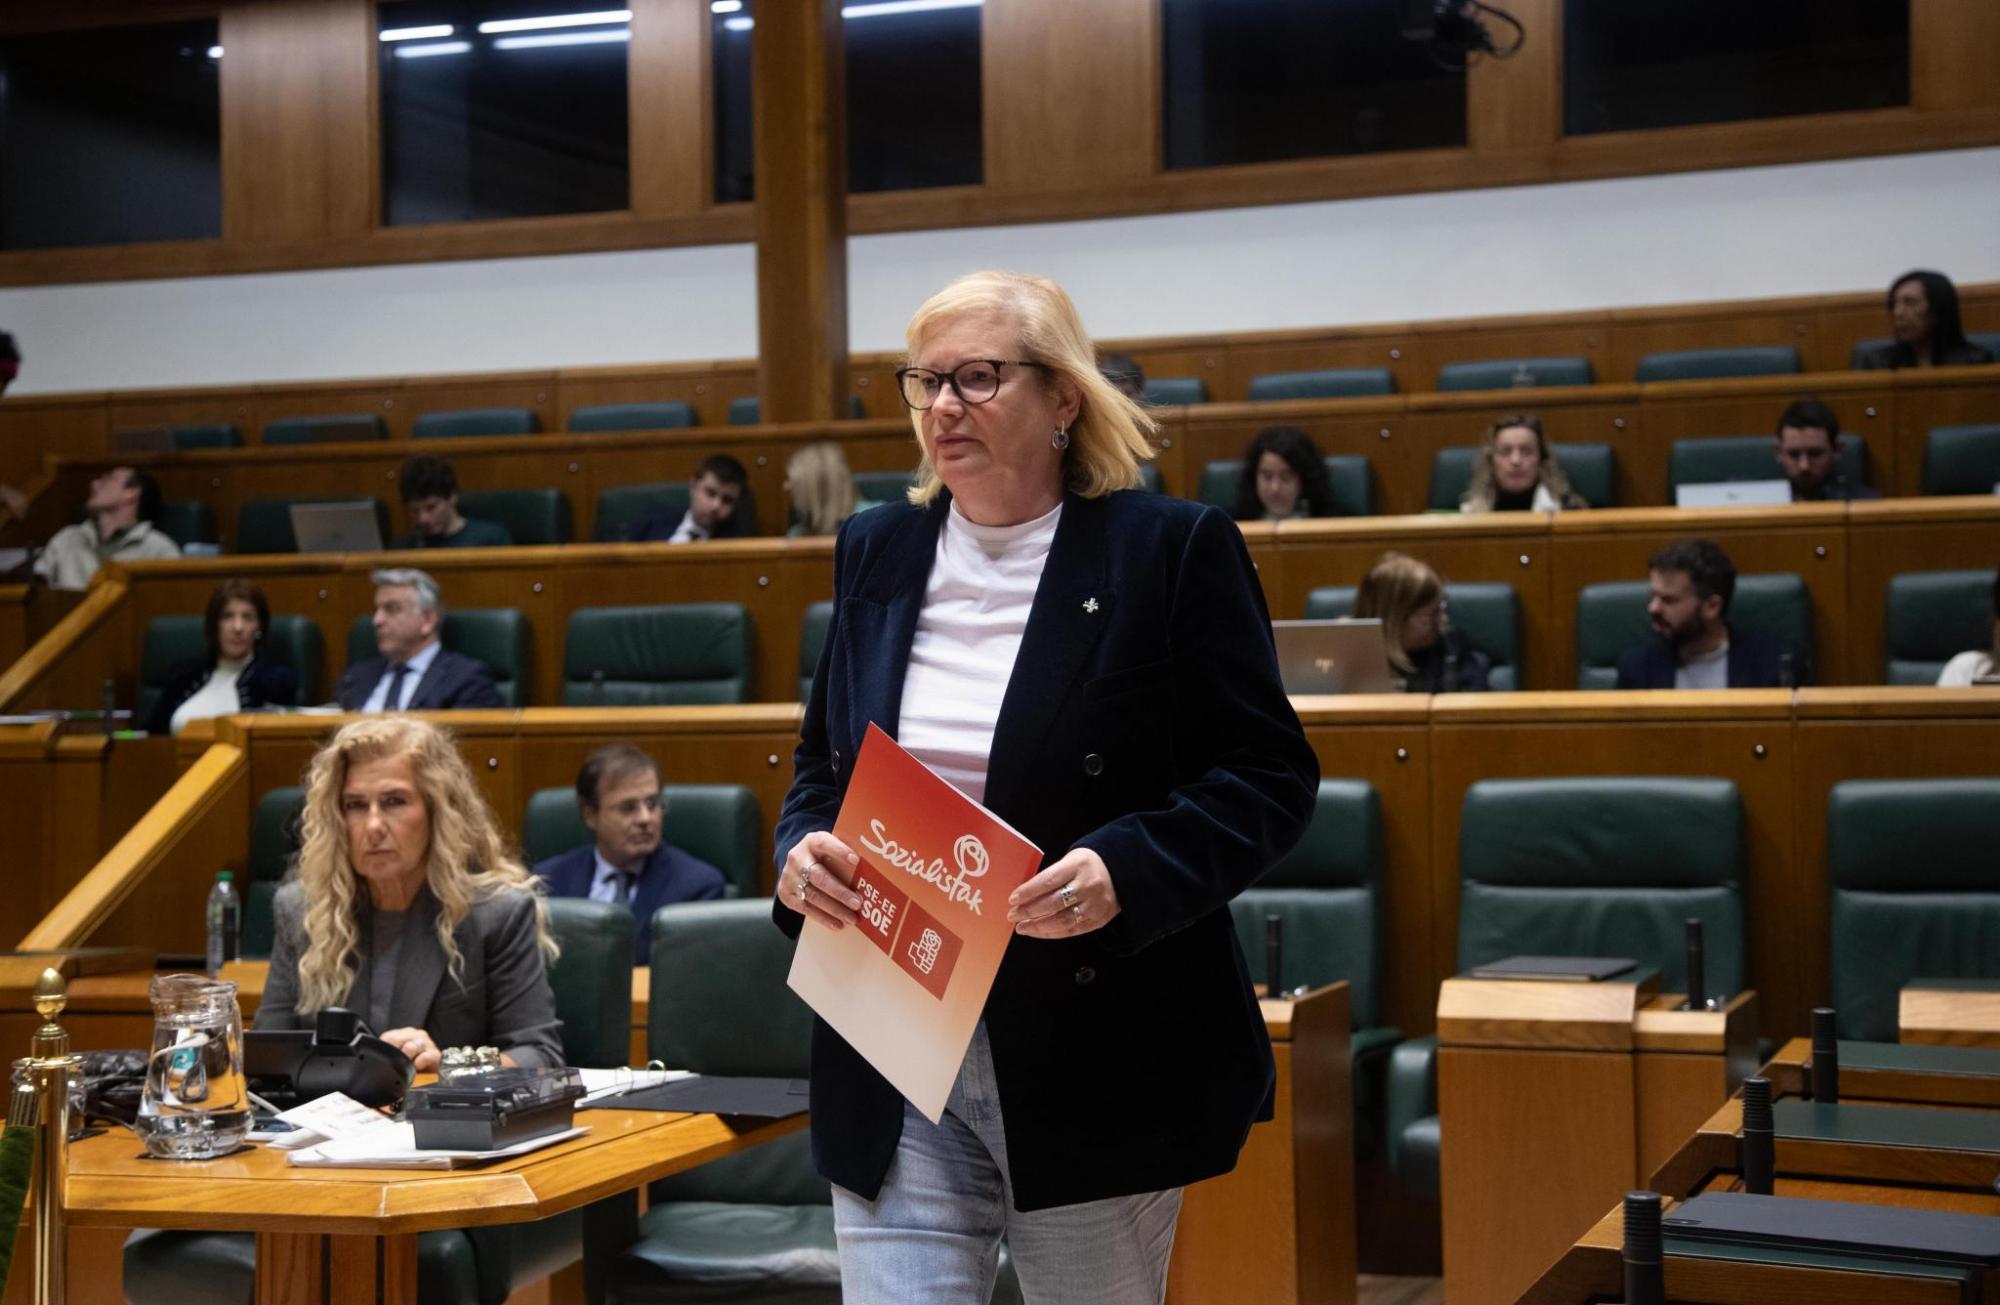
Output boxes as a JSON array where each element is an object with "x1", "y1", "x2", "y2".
[{"x1": 256, "y1": 880, "x2": 564, "y2": 1070}]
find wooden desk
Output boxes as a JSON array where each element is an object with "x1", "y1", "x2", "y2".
[{"x1": 1901, "y1": 982, "x2": 2000, "y2": 1049}]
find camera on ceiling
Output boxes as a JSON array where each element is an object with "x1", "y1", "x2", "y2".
[{"x1": 1398, "y1": 0, "x2": 1525, "y2": 69}]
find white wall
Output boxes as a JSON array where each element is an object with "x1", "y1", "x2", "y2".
[{"x1": 5, "y1": 146, "x2": 1998, "y2": 396}]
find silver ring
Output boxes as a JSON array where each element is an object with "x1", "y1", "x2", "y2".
[{"x1": 1057, "y1": 883, "x2": 1079, "y2": 910}]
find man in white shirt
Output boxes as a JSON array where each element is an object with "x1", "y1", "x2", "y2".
[
  {"x1": 332, "y1": 568, "x2": 502, "y2": 711},
  {"x1": 1937, "y1": 569, "x2": 2000, "y2": 686},
  {"x1": 33, "y1": 465, "x2": 181, "y2": 590},
  {"x1": 627, "y1": 454, "x2": 751, "y2": 543}
]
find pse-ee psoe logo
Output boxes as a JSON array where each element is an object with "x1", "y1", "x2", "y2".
[{"x1": 854, "y1": 820, "x2": 985, "y2": 1000}]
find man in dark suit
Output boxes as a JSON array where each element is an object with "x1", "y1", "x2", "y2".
[
  {"x1": 334, "y1": 567, "x2": 503, "y2": 710},
  {"x1": 1775, "y1": 397, "x2": 1881, "y2": 503},
  {"x1": 627, "y1": 453, "x2": 751, "y2": 543},
  {"x1": 1617, "y1": 539, "x2": 1790, "y2": 689},
  {"x1": 533, "y1": 745, "x2": 726, "y2": 963}
]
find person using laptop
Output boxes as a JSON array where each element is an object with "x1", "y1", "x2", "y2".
[
  {"x1": 1353, "y1": 551, "x2": 1491, "y2": 692},
  {"x1": 1774, "y1": 398, "x2": 1879, "y2": 503},
  {"x1": 627, "y1": 453, "x2": 751, "y2": 543},
  {"x1": 531, "y1": 745, "x2": 726, "y2": 964},
  {"x1": 33, "y1": 465, "x2": 180, "y2": 590},
  {"x1": 334, "y1": 568, "x2": 502, "y2": 711},
  {"x1": 1617, "y1": 539, "x2": 1790, "y2": 689},
  {"x1": 1937, "y1": 568, "x2": 2000, "y2": 686},
  {"x1": 391, "y1": 455, "x2": 513, "y2": 549}
]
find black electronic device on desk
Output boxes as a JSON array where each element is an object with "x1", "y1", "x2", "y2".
[
  {"x1": 245, "y1": 1006, "x2": 414, "y2": 1110},
  {"x1": 405, "y1": 1068, "x2": 585, "y2": 1151}
]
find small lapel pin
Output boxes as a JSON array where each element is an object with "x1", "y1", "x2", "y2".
[{"x1": 1082, "y1": 597, "x2": 1100, "y2": 614}]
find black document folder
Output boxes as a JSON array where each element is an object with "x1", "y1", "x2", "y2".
[
  {"x1": 1664, "y1": 1191, "x2": 2000, "y2": 1267},
  {"x1": 1466, "y1": 955, "x2": 1636, "y2": 982},
  {"x1": 580, "y1": 1075, "x2": 809, "y2": 1120}
]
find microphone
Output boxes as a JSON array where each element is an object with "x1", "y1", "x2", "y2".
[
  {"x1": 1739, "y1": 1075, "x2": 1774, "y2": 1195},
  {"x1": 1811, "y1": 1008, "x2": 1839, "y2": 1103},
  {"x1": 1265, "y1": 914, "x2": 1284, "y2": 1001},
  {"x1": 1621, "y1": 1191, "x2": 1665, "y2": 1305},
  {"x1": 1682, "y1": 918, "x2": 1708, "y2": 1011}
]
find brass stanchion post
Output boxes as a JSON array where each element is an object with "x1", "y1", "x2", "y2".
[{"x1": 16, "y1": 968, "x2": 79, "y2": 1305}]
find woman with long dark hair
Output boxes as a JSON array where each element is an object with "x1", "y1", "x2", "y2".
[
  {"x1": 1857, "y1": 270, "x2": 1994, "y2": 369},
  {"x1": 1231, "y1": 425, "x2": 1340, "y2": 521}
]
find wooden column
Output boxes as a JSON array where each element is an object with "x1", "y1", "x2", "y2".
[
  {"x1": 1465, "y1": 0, "x2": 1561, "y2": 157},
  {"x1": 752, "y1": 0, "x2": 848, "y2": 425}
]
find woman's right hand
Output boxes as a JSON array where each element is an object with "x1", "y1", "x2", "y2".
[{"x1": 778, "y1": 830, "x2": 863, "y2": 930}]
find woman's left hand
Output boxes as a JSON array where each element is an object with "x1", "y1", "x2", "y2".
[
  {"x1": 1007, "y1": 848, "x2": 1120, "y2": 939},
  {"x1": 380, "y1": 1026, "x2": 441, "y2": 1073}
]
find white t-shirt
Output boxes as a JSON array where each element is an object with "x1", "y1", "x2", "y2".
[
  {"x1": 168, "y1": 657, "x2": 248, "y2": 736},
  {"x1": 897, "y1": 500, "x2": 1062, "y2": 805},
  {"x1": 1937, "y1": 650, "x2": 1998, "y2": 686},
  {"x1": 1674, "y1": 638, "x2": 1730, "y2": 691}
]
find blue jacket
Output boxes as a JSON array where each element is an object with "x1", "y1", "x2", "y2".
[
  {"x1": 533, "y1": 842, "x2": 728, "y2": 964},
  {"x1": 335, "y1": 648, "x2": 503, "y2": 711},
  {"x1": 1615, "y1": 625, "x2": 1796, "y2": 689},
  {"x1": 773, "y1": 490, "x2": 1319, "y2": 1212}
]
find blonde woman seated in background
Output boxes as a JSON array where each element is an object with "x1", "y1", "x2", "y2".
[
  {"x1": 1460, "y1": 414, "x2": 1588, "y2": 513},
  {"x1": 1354, "y1": 551, "x2": 1491, "y2": 692},
  {"x1": 786, "y1": 441, "x2": 881, "y2": 537}
]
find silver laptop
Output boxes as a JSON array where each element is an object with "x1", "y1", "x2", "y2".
[
  {"x1": 1675, "y1": 479, "x2": 1791, "y2": 508},
  {"x1": 1272, "y1": 619, "x2": 1396, "y2": 695},
  {"x1": 289, "y1": 501, "x2": 384, "y2": 554}
]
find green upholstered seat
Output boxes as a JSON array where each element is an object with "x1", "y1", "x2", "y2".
[
  {"x1": 1245, "y1": 368, "x2": 1395, "y2": 401},
  {"x1": 412, "y1": 408, "x2": 540, "y2": 439},
  {"x1": 1435, "y1": 356, "x2": 1593, "y2": 392},
  {"x1": 592, "y1": 482, "x2": 761, "y2": 541},
  {"x1": 1425, "y1": 443, "x2": 1616, "y2": 511},
  {"x1": 728, "y1": 396, "x2": 866, "y2": 425},
  {"x1": 264, "y1": 615, "x2": 325, "y2": 706},
  {"x1": 1142, "y1": 377, "x2": 1209, "y2": 405},
  {"x1": 169, "y1": 424, "x2": 242, "y2": 450},
  {"x1": 1921, "y1": 424, "x2": 2000, "y2": 496},
  {"x1": 261, "y1": 413, "x2": 387, "y2": 445},
  {"x1": 242, "y1": 786, "x2": 305, "y2": 958},
  {"x1": 545, "y1": 897, "x2": 635, "y2": 1068},
  {"x1": 236, "y1": 496, "x2": 391, "y2": 554},
  {"x1": 1634, "y1": 347, "x2": 1801, "y2": 383},
  {"x1": 523, "y1": 783, "x2": 761, "y2": 898},
  {"x1": 851, "y1": 470, "x2": 914, "y2": 505},
  {"x1": 567, "y1": 402, "x2": 698, "y2": 433},
  {"x1": 154, "y1": 500, "x2": 217, "y2": 549},
  {"x1": 1883, "y1": 569, "x2": 1996, "y2": 684},
  {"x1": 1304, "y1": 583, "x2": 1521, "y2": 690},
  {"x1": 138, "y1": 614, "x2": 320, "y2": 727},
  {"x1": 345, "y1": 608, "x2": 529, "y2": 706},
  {"x1": 1668, "y1": 434, "x2": 1868, "y2": 496},
  {"x1": 1198, "y1": 456, "x2": 1373, "y2": 517},
  {"x1": 456, "y1": 488, "x2": 573, "y2": 546},
  {"x1": 1573, "y1": 573, "x2": 1814, "y2": 689},
  {"x1": 1827, "y1": 779, "x2": 2000, "y2": 1041},
  {"x1": 798, "y1": 600, "x2": 834, "y2": 702},
  {"x1": 562, "y1": 604, "x2": 751, "y2": 705},
  {"x1": 1135, "y1": 463, "x2": 1163, "y2": 494}
]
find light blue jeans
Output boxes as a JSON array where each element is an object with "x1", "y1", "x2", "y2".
[{"x1": 831, "y1": 1023, "x2": 1183, "y2": 1305}]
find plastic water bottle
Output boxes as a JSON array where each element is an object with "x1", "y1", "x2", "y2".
[{"x1": 206, "y1": 872, "x2": 241, "y2": 976}]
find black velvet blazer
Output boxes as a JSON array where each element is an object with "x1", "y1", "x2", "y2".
[{"x1": 773, "y1": 489, "x2": 1319, "y2": 1212}]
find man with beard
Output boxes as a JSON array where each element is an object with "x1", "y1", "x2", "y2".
[{"x1": 1616, "y1": 539, "x2": 1791, "y2": 689}]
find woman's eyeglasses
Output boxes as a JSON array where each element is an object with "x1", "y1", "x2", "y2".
[{"x1": 894, "y1": 359, "x2": 1044, "y2": 411}]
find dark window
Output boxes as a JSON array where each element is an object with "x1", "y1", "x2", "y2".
[
  {"x1": 0, "y1": 19, "x2": 222, "y2": 250},
  {"x1": 1161, "y1": 0, "x2": 1467, "y2": 170},
  {"x1": 379, "y1": 1, "x2": 630, "y2": 226},
  {"x1": 710, "y1": 0, "x2": 983, "y2": 204},
  {"x1": 1564, "y1": 1, "x2": 1910, "y2": 137}
]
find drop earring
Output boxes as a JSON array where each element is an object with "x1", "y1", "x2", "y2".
[{"x1": 1051, "y1": 425, "x2": 1071, "y2": 451}]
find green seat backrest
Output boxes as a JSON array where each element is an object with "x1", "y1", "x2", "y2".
[
  {"x1": 243, "y1": 786, "x2": 306, "y2": 957},
  {"x1": 592, "y1": 482, "x2": 761, "y2": 541},
  {"x1": 1303, "y1": 582, "x2": 1521, "y2": 690},
  {"x1": 799, "y1": 600, "x2": 834, "y2": 702},
  {"x1": 1136, "y1": 464, "x2": 1163, "y2": 494},
  {"x1": 1425, "y1": 442, "x2": 1615, "y2": 511},
  {"x1": 544, "y1": 897, "x2": 635, "y2": 1067},
  {"x1": 1435, "y1": 356, "x2": 1594, "y2": 392},
  {"x1": 1457, "y1": 777, "x2": 1746, "y2": 994},
  {"x1": 1198, "y1": 456, "x2": 1372, "y2": 517},
  {"x1": 344, "y1": 608, "x2": 530, "y2": 706},
  {"x1": 265, "y1": 615, "x2": 324, "y2": 704},
  {"x1": 236, "y1": 496, "x2": 391, "y2": 554},
  {"x1": 1922, "y1": 424, "x2": 2000, "y2": 496},
  {"x1": 1634, "y1": 347, "x2": 1801, "y2": 383},
  {"x1": 1142, "y1": 377, "x2": 1209, "y2": 405},
  {"x1": 138, "y1": 616, "x2": 206, "y2": 726},
  {"x1": 523, "y1": 784, "x2": 761, "y2": 898},
  {"x1": 1246, "y1": 368, "x2": 1395, "y2": 401},
  {"x1": 562, "y1": 603, "x2": 751, "y2": 705},
  {"x1": 567, "y1": 401, "x2": 696, "y2": 432},
  {"x1": 852, "y1": 470, "x2": 914, "y2": 505},
  {"x1": 1228, "y1": 781, "x2": 1383, "y2": 1024},
  {"x1": 262, "y1": 414, "x2": 387, "y2": 445},
  {"x1": 456, "y1": 489, "x2": 572, "y2": 546},
  {"x1": 154, "y1": 500, "x2": 217, "y2": 549},
  {"x1": 1668, "y1": 434, "x2": 1868, "y2": 495},
  {"x1": 1574, "y1": 574, "x2": 1814, "y2": 689},
  {"x1": 1828, "y1": 779, "x2": 2000, "y2": 1040},
  {"x1": 1884, "y1": 569, "x2": 1996, "y2": 684},
  {"x1": 411, "y1": 407, "x2": 540, "y2": 439},
  {"x1": 169, "y1": 424, "x2": 241, "y2": 450},
  {"x1": 728, "y1": 396, "x2": 866, "y2": 425},
  {"x1": 647, "y1": 900, "x2": 824, "y2": 1205}
]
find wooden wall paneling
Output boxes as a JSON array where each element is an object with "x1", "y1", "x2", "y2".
[
  {"x1": 1912, "y1": 0, "x2": 2000, "y2": 112},
  {"x1": 1463, "y1": 0, "x2": 1559, "y2": 157},
  {"x1": 0, "y1": 398, "x2": 110, "y2": 489},
  {"x1": 226, "y1": 446, "x2": 404, "y2": 547},
  {"x1": 1429, "y1": 694, "x2": 1803, "y2": 1036},
  {"x1": 1791, "y1": 691, "x2": 2000, "y2": 1020},
  {"x1": 846, "y1": 360, "x2": 903, "y2": 419},
  {"x1": 1892, "y1": 366, "x2": 2000, "y2": 497},
  {"x1": 422, "y1": 442, "x2": 582, "y2": 536},
  {"x1": 1815, "y1": 301, "x2": 1898, "y2": 373},
  {"x1": 629, "y1": 0, "x2": 711, "y2": 219},
  {"x1": 1146, "y1": 406, "x2": 1189, "y2": 501},
  {"x1": 1843, "y1": 498, "x2": 2000, "y2": 684},
  {"x1": 1637, "y1": 374, "x2": 1898, "y2": 502},
  {"x1": 554, "y1": 362, "x2": 763, "y2": 431},
  {"x1": 1223, "y1": 336, "x2": 1417, "y2": 403},
  {"x1": 1297, "y1": 702, "x2": 1438, "y2": 1037},
  {"x1": 1125, "y1": 348, "x2": 1225, "y2": 416},
  {"x1": 1606, "y1": 310, "x2": 1821, "y2": 384},
  {"x1": 0, "y1": 724, "x2": 60, "y2": 946},
  {"x1": 247, "y1": 381, "x2": 403, "y2": 445},
  {"x1": 982, "y1": 0, "x2": 1157, "y2": 194},
  {"x1": 1403, "y1": 324, "x2": 1611, "y2": 397},
  {"x1": 1399, "y1": 389, "x2": 1640, "y2": 512},
  {"x1": 218, "y1": 0, "x2": 375, "y2": 246},
  {"x1": 1546, "y1": 506, "x2": 1848, "y2": 688},
  {"x1": 108, "y1": 390, "x2": 258, "y2": 441},
  {"x1": 395, "y1": 374, "x2": 559, "y2": 437}
]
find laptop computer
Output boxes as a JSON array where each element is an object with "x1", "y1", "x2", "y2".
[
  {"x1": 1272, "y1": 619, "x2": 1397, "y2": 695},
  {"x1": 289, "y1": 501, "x2": 384, "y2": 554},
  {"x1": 1675, "y1": 480, "x2": 1792, "y2": 508}
]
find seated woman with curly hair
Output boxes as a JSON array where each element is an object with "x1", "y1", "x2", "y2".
[{"x1": 1233, "y1": 425, "x2": 1341, "y2": 521}]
